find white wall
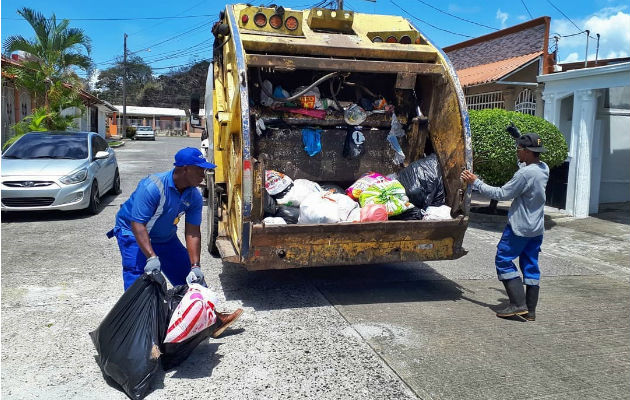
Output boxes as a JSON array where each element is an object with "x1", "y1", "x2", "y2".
[{"x1": 598, "y1": 106, "x2": 630, "y2": 203}]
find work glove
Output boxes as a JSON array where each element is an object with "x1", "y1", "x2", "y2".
[
  {"x1": 186, "y1": 266, "x2": 205, "y2": 285},
  {"x1": 144, "y1": 256, "x2": 161, "y2": 274}
]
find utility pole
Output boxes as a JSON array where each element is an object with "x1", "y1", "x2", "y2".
[
  {"x1": 584, "y1": 30, "x2": 590, "y2": 68},
  {"x1": 122, "y1": 33, "x2": 128, "y2": 137}
]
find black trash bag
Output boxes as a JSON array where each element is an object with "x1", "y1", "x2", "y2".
[
  {"x1": 90, "y1": 271, "x2": 169, "y2": 400},
  {"x1": 320, "y1": 183, "x2": 345, "y2": 194},
  {"x1": 274, "y1": 205, "x2": 299, "y2": 224},
  {"x1": 264, "y1": 191, "x2": 278, "y2": 217},
  {"x1": 397, "y1": 153, "x2": 446, "y2": 210},
  {"x1": 343, "y1": 127, "x2": 365, "y2": 159},
  {"x1": 161, "y1": 284, "x2": 214, "y2": 371},
  {"x1": 389, "y1": 207, "x2": 423, "y2": 220}
]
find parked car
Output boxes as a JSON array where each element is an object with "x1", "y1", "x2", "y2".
[
  {"x1": 134, "y1": 126, "x2": 155, "y2": 141},
  {"x1": 1, "y1": 131, "x2": 121, "y2": 214}
]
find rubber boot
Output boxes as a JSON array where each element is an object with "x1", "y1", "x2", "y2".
[
  {"x1": 496, "y1": 278, "x2": 527, "y2": 318},
  {"x1": 523, "y1": 285, "x2": 539, "y2": 321}
]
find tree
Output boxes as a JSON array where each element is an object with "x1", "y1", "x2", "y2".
[
  {"x1": 468, "y1": 109, "x2": 569, "y2": 213},
  {"x1": 95, "y1": 56, "x2": 153, "y2": 105}
]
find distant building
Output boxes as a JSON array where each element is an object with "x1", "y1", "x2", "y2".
[
  {"x1": 444, "y1": 17, "x2": 555, "y2": 117},
  {"x1": 113, "y1": 105, "x2": 188, "y2": 137}
]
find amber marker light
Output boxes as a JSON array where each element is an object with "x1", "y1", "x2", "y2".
[
  {"x1": 254, "y1": 12, "x2": 267, "y2": 27},
  {"x1": 285, "y1": 16, "x2": 299, "y2": 31},
  {"x1": 386, "y1": 35, "x2": 398, "y2": 43},
  {"x1": 270, "y1": 14, "x2": 283, "y2": 29}
]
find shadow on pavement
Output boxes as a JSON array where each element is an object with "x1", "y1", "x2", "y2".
[
  {"x1": 1, "y1": 193, "x2": 119, "y2": 223},
  {"x1": 219, "y1": 261, "x2": 467, "y2": 311}
]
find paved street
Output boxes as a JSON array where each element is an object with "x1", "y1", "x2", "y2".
[{"x1": 2, "y1": 136, "x2": 629, "y2": 399}]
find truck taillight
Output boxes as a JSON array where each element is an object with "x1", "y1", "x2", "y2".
[
  {"x1": 285, "y1": 16, "x2": 299, "y2": 31},
  {"x1": 270, "y1": 14, "x2": 283, "y2": 29},
  {"x1": 400, "y1": 35, "x2": 411, "y2": 44},
  {"x1": 241, "y1": 15, "x2": 249, "y2": 24},
  {"x1": 254, "y1": 12, "x2": 267, "y2": 27},
  {"x1": 415, "y1": 37, "x2": 422, "y2": 44},
  {"x1": 386, "y1": 36, "x2": 398, "y2": 43}
]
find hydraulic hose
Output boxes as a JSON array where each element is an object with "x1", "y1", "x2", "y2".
[{"x1": 257, "y1": 68, "x2": 340, "y2": 102}]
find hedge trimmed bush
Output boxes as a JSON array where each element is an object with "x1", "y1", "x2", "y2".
[{"x1": 469, "y1": 109, "x2": 568, "y2": 186}]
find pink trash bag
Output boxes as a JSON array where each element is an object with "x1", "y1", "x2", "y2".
[
  {"x1": 164, "y1": 284, "x2": 218, "y2": 344},
  {"x1": 360, "y1": 204, "x2": 388, "y2": 222}
]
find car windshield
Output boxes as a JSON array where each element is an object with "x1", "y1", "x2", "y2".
[
  {"x1": 137, "y1": 127, "x2": 152, "y2": 131},
  {"x1": 2, "y1": 133, "x2": 88, "y2": 160}
]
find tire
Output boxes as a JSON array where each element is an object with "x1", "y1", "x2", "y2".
[
  {"x1": 87, "y1": 181, "x2": 101, "y2": 215},
  {"x1": 110, "y1": 169, "x2": 122, "y2": 195},
  {"x1": 206, "y1": 177, "x2": 220, "y2": 257}
]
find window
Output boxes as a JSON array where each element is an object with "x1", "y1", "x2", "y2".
[
  {"x1": 515, "y1": 88, "x2": 536, "y2": 115},
  {"x1": 91, "y1": 135, "x2": 108, "y2": 157},
  {"x1": 604, "y1": 86, "x2": 630, "y2": 110},
  {"x1": 465, "y1": 91, "x2": 504, "y2": 110}
]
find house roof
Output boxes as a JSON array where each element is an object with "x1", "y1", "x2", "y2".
[
  {"x1": 444, "y1": 16, "x2": 551, "y2": 87},
  {"x1": 456, "y1": 51, "x2": 542, "y2": 87},
  {"x1": 114, "y1": 105, "x2": 186, "y2": 117}
]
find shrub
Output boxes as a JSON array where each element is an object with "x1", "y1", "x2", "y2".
[
  {"x1": 126, "y1": 126, "x2": 137, "y2": 139},
  {"x1": 468, "y1": 109, "x2": 568, "y2": 186}
]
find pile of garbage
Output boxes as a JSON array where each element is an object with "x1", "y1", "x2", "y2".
[{"x1": 263, "y1": 154, "x2": 450, "y2": 225}]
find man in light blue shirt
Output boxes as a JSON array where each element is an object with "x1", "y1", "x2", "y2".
[{"x1": 462, "y1": 133, "x2": 549, "y2": 321}]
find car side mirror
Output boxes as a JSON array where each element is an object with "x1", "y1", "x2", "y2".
[{"x1": 95, "y1": 151, "x2": 109, "y2": 160}]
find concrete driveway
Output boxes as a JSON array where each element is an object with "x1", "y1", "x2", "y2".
[{"x1": 2, "y1": 136, "x2": 628, "y2": 399}]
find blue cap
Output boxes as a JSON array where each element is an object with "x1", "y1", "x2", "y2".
[{"x1": 173, "y1": 147, "x2": 217, "y2": 169}]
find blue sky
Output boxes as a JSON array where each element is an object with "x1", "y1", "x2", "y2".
[{"x1": 2, "y1": 0, "x2": 629, "y2": 82}]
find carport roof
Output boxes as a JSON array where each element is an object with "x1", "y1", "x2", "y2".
[{"x1": 114, "y1": 105, "x2": 186, "y2": 117}]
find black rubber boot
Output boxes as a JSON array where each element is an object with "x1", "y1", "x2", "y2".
[
  {"x1": 523, "y1": 285, "x2": 539, "y2": 321},
  {"x1": 496, "y1": 278, "x2": 527, "y2": 318}
]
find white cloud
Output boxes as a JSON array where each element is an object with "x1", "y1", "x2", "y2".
[
  {"x1": 496, "y1": 9, "x2": 509, "y2": 28},
  {"x1": 561, "y1": 52, "x2": 580, "y2": 63},
  {"x1": 448, "y1": 4, "x2": 480, "y2": 14},
  {"x1": 551, "y1": 8, "x2": 630, "y2": 62},
  {"x1": 517, "y1": 15, "x2": 527, "y2": 21}
]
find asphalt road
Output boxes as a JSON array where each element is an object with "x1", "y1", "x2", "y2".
[{"x1": 2, "y1": 136, "x2": 628, "y2": 399}]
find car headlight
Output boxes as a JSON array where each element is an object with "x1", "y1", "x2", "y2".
[{"x1": 60, "y1": 168, "x2": 88, "y2": 185}]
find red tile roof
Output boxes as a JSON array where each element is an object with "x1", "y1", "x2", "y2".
[{"x1": 455, "y1": 51, "x2": 542, "y2": 87}]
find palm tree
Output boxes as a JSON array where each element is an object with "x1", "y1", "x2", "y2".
[{"x1": 3, "y1": 7, "x2": 92, "y2": 108}]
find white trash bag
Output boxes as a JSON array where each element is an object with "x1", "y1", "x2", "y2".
[
  {"x1": 263, "y1": 217, "x2": 287, "y2": 225},
  {"x1": 421, "y1": 205, "x2": 452, "y2": 220},
  {"x1": 276, "y1": 179, "x2": 322, "y2": 207}
]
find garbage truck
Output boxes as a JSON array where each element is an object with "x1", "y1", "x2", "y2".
[{"x1": 197, "y1": 3, "x2": 472, "y2": 270}]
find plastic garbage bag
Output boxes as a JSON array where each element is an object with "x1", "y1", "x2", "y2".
[
  {"x1": 90, "y1": 271, "x2": 169, "y2": 400},
  {"x1": 275, "y1": 179, "x2": 322, "y2": 206},
  {"x1": 164, "y1": 284, "x2": 218, "y2": 344},
  {"x1": 343, "y1": 128, "x2": 365, "y2": 159},
  {"x1": 346, "y1": 172, "x2": 390, "y2": 201},
  {"x1": 264, "y1": 191, "x2": 278, "y2": 217},
  {"x1": 388, "y1": 207, "x2": 423, "y2": 220},
  {"x1": 346, "y1": 207, "x2": 361, "y2": 222},
  {"x1": 344, "y1": 104, "x2": 368, "y2": 125},
  {"x1": 387, "y1": 113, "x2": 406, "y2": 164},
  {"x1": 360, "y1": 204, "x2": 388, "y2": 222},
  {"x1": 293, "y1": 85, "x2": 320, "y2": 109},
  {"x1": 359, "y1": 180, "x2": 415, "y2": 216},
  {"x1": 161, "y1": 284, "x2": 213, "y2": 371},
  {"x1": 320, "y1": 183, "x2": 345, "y2": 194},
  {"x1": 263, "y1": 217, "x2": 287, "y2": 225},
  {"x1": 265, "y1": 170, "x2": 293, "y2": 196},
  {"x1": 260, "y1": 80, "x2": 274, "y2": 107},
  {"x1": 302, "y1": 128, "x2": 322, "y2": 157},
  {"x1": 397, "y1": 153, "x2": 446, "y2": 210},
  {"x1": 422, "y1": 205, "x2": 452, "y2": 220},
  {"x1": 298, "y1": 192, "x2": 358, "y2": 224},
  {"x1": 274, "y1": 205, "x2": 300, "y2": 224}
]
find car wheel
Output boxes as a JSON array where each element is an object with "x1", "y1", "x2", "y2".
[
  {"x1": 110, "y1": 169, "x2": 122, "y2": 195},
  {"x1": 87, "y1": 181, "x2": 101, "y2": 215}
]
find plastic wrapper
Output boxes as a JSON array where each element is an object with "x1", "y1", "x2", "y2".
[
  {"x1": 260, "y1": 80, "x2": 274, "y2": 107},
  {"x1": 164, "y1": 284, "x2": 218, "y2": 344},
  {"x1": 275, "y1": 179, "x2": 322, "y2": 207},
  {"x1": 293, "y1": 86, "x2": 320, "y2": 109},
  {"x1": 422, "y1": 205, "x2": 452, "y2": 220},
  {"x1": 265, "y1": 170, "x2": 293, "y2": 196},
  {"x1": 344, "y1": 104, "x2": 368, "y2": 125},
  {"x1": 90, "y1": 272, "x2": 169, "y2": 399},
  {"x1": 360, "y1": 204, "x2": 388, "y2": 222},
  {"x1": 358, "y1": 180, "x2": 414, "y2": 216},
  {"x1": 263, "y1": 217, "x2": 287, "y2": 225},
  {"x1": 274, "y1": 205, "x2": 299, "y2": 224},
  {"x1": 302, "y1": 128, "x2": 322, "y2": 157},
  {"x1": 343, "y1": 128, "x2": 365, "y2": 159},
  {"x1": 387, "y1": 113, "x2": 406, "y2": 164},
  {"x1": 346, "y1": 172, "x2": 390, "y2": 201},
  {"x1": 397, "y1": 153, "x2": 446, "y2": 210}
]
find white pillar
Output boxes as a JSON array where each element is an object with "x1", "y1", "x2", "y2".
[
  {"x1": 542, "y1": 92, "x2": 560, "y2": 127},
  {"x1": 566, "y1": 89, "x2": 599, "y2": 218}
]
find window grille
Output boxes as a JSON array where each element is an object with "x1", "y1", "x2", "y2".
[
  {"x1": 515, "y1": 88, "x2": 536, "y2": 115},
  {"x1": 465, "y1": 91, "x2": 504, "y2": 110}
]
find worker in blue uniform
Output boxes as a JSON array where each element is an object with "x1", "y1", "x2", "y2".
[
  {"x1": 461, "y1": 133, "x2": 549, "y2": 321},
  {"x1": 107, "y1": 147, "x2": 242, "y2": 337}
]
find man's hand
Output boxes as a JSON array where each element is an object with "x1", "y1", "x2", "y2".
[
  {"x1": 186, "y1": 266, "x2": 204, "y2": 285},
  {"x1": 144, "y1": 256, "x2": 161, "y2": 274},
  {"x1": 461, "y1": 170, "x2": 477, "y2": 184}
]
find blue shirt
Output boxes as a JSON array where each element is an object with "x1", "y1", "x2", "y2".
[
  {"x1": 473, "y1": 162, "x2": 549, "y2": 237},
  {"x1": 115, "y1": 170, "x2": 203, "y2": 243}
]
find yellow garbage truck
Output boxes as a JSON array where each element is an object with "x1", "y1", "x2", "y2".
[{"x1": 200, "y1": 3, "x2": 472, "y2": 270}]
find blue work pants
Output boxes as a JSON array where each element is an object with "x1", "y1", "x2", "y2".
[{"x1": 495, "y1": 224, "x2": 542, "y2": 286}]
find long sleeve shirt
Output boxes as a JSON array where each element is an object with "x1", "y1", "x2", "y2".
[{"x1": 473, "y1": 162, "x2": 550, "y2": 237}]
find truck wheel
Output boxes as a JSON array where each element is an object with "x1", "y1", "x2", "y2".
[{"x1": 206, "y1": 177, "x2": 220, "y2": 257}]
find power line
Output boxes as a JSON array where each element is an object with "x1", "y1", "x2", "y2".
[
  {"x1": 1, "y1": 14, "x2": 215, "y2": 21},
  {"x1": 390, "y1": 0, "x2": 474, "y2": 38},
  {"x1": 545, "y1": 0, "x2": 581, "y2": 32},
  {"x1": 520, "y1": 0, "x2": 533, "y2": 19},
  {"x1": 412, "y1": 0, "x2": 499, "y2": 30}
]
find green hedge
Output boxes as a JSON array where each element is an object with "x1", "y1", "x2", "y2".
[{"x1": 469, "y1": 109, "x2": 568, "y2": 186}]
